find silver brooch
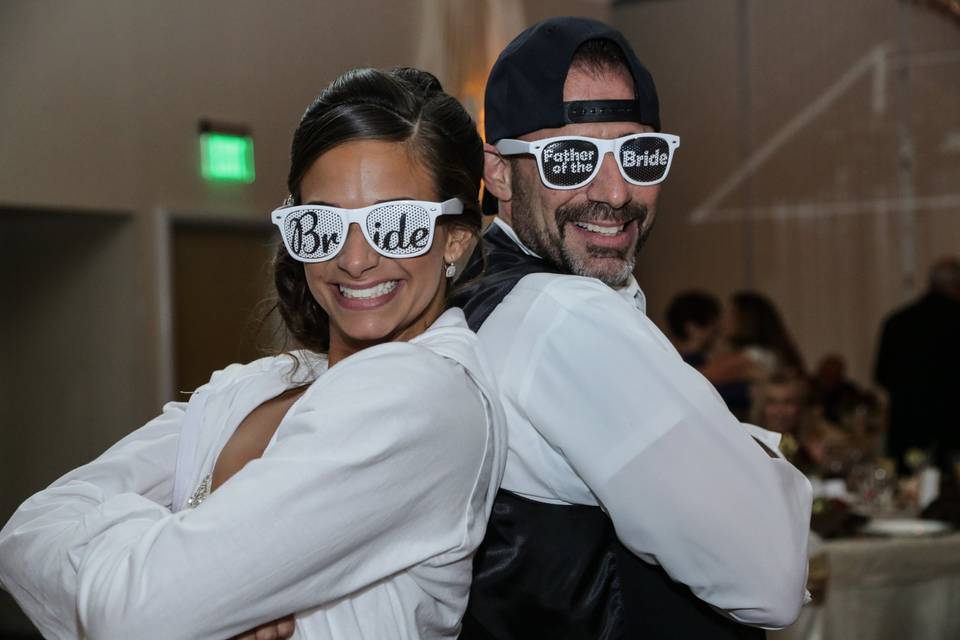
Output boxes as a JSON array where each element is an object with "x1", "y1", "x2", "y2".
[{"x1": 186, "y1": 473, "x2": 212, "y2": 509}]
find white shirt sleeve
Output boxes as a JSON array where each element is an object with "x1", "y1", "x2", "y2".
[
  {"x1": 498, "y1": 275, "x2": 812, "y2": 629},
  {"x1": 0, "y1": 346, "x2": 490, "y2": 640}
]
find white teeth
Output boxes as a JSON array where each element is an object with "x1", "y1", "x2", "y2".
[
  {"x1": 339, "y1": 281, "x2": 398, "y2": 299},
  {"x1": 574, "y1": 222, "x2": 625, "y2": 236}
]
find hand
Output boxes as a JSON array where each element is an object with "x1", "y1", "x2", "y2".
[
  {"x1": 230, "y1": 614, "x2": 296, "y2": 640},
  {"x1": 698, "y1": 352, "x2": 763, "y2": 384}
]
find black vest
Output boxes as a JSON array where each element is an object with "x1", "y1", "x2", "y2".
[{"x1": 453, "y1": 225, "x2": 764, "y2": 640}]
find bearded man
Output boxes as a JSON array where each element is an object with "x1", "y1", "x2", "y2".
[{"x1": 455, "y1": 17, "x2": 812, "y2": 640}]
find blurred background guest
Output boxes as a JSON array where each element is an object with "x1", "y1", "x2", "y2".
[
  {"x1": 750, "y1": 371, "x2": 847, "y2": 477},
  {"x1": 811, "y1": 353, "x2": 865, "y2": 426},
  {"x1": 666, "y1": 290, "x2": 722, "y2": 369},
  {"x1": 666, "y1": 290, "x2": 763, "y2": 419},
  {"x1": 664, "y1": 289, "x2": 759, "y2": 383},
  {"x1": 875, "y1": 257, "x2": 960, "y2": 473},
  {"x1": 727, "y1": 291, "x2": 807, "y2": 376},
  {"x1": 711, "y1": 291, "x2": 805, "y2": 419}
]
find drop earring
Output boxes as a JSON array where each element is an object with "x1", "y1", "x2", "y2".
[{"x1": 445, "y1": 262, "x2": 457, "y2": 278}]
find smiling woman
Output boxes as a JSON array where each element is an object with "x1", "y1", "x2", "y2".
[
  {"x1": 0, "y1": 68, "x2": 505, "y2": 640},
  {"x1": 274, "y1": 68, "x2": 484, "y2": 357},
  {"x1": 294, "y1": 140, "x2": 472, "y2": 361}
]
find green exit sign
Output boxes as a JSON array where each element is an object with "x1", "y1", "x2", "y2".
[{"x1": 199, "y1": 122, "x2": 255, "y2": 183}]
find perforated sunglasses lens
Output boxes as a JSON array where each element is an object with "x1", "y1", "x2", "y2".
[
  {"x1": 541, "y1": 139, "x2": 601, "y2": 188},
  {"x1": 619, "y1": 136, "x2": 671, "y2": 184},
  {"x1": 282, "y1": 209, "x2": 344, "y2": 260},
  {"x1": 366, "y1": 203, "x2": 433, "y2": 256}
]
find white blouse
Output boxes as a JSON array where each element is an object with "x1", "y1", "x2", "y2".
[
  {"x1": 0, "y1": 308, "x2": 506, "y2": 640},
  {"x1": 477, "y1": 259, "x2": 812, "y2": 629}
]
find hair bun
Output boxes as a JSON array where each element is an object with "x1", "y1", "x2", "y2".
[{"x1": 391, "y1": 67, "x2": 444, "y2": 97}]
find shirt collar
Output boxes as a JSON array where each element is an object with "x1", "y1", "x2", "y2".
[
  {"x1": 490, "y1": 217, "x2": 542, "y2": 258},
  {"x1": 619, "y1": 276, "x2": 647, "y2": 314},
  {"x1": 491, "y1": 217, "x2": 647, "y2": 315}
]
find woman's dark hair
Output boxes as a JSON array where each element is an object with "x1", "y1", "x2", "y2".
[
  {"x1": 729, "y1": 291, "x2": 806, "y2": 375},
  {"x1": 273, "y1": 67, "x2": 484, "y2": 354}
]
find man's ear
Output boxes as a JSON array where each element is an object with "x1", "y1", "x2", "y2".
[{"x1": 484, "y1": 143, "x2": 512, "y2": 220}]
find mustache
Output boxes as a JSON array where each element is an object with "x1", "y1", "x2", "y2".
[{"x1": 555, "y1": 201, "x2": 647, "y2": 229}]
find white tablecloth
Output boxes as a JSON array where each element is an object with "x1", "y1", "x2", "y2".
[{"x1": 771, "y1": 532, "x2": 960, "y2": 640}]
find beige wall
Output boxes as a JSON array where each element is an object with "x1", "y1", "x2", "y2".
[
  {"x1": 524, "y1": 0, "x2": 608, "y2": 23},
  {"x1": 0, "y1": 0, "x2": 428, "y2": 214},
  {"x1": 614, "y1": 0, "x2": 960, "y2": 384}
]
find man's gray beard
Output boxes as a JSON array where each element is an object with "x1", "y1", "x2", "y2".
[{"x1": 510, "y1": 169, "x2": 651, "y2": 287}]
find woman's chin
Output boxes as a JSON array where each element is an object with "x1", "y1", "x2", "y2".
[{"x1": 339, "y1": 323, "x2": 399, "y2": 347}]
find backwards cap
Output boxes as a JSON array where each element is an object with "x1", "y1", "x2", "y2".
[{"x1": 484, "y1": 16, "x2": 661, "y2": 144}]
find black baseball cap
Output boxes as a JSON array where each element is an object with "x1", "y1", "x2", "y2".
[{"x1": 484, "y1": 16, "x2": 661, "y2": 144}]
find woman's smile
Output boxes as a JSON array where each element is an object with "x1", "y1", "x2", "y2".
[{"x1": 331, "y1": 278, "x2": 403, "y2": 309}]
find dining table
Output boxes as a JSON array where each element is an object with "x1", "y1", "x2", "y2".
[{"x1": 770, "y1": 529, "x2": 960, "y2": 640}]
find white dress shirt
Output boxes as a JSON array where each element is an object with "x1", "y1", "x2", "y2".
[
  {"x1": 0, "y1": 308, "x2": 506, "y2": 640},
  {"x1": 477, "y1": 221, "x2": 812, "y2": 629}
]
